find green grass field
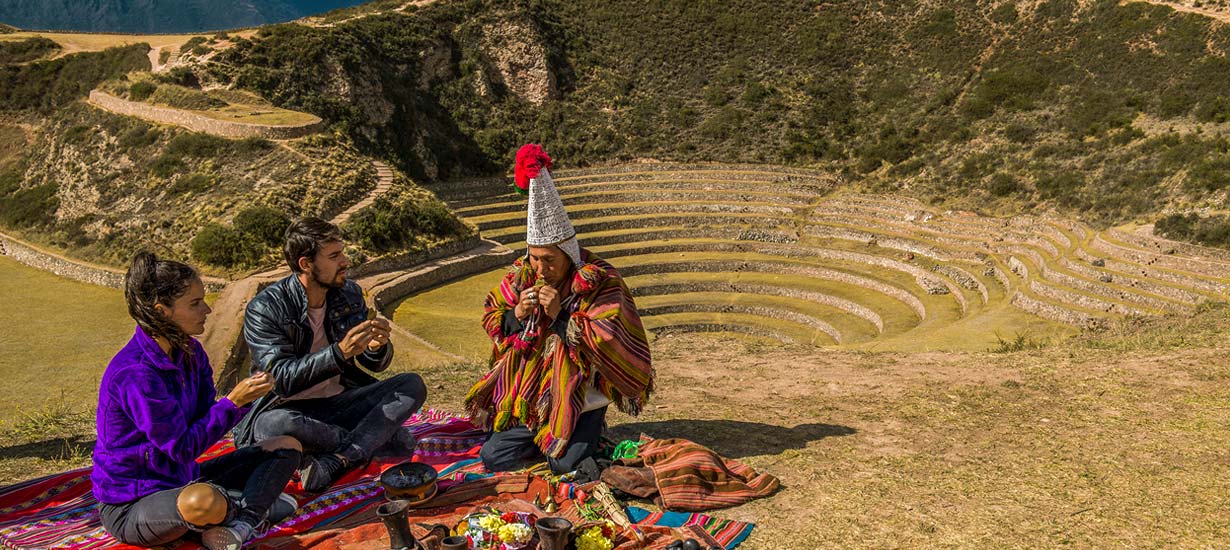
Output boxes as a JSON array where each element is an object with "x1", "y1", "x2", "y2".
[
  {"x1": 0, "y1": 255, "x2": 131, "y2": 422},
  {"x1": 387, "y1": 268, "x2": 505, "y2": 364}
]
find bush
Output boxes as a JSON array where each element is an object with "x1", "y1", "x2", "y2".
[
  {"x1": 0, "y1": 184, "x2": 57, "y2": 228},
  {"x1": 165, "y1": 132, "x2": 227, "y2": 157},
  {"x1": 129, "y1": 81, "x2": 157, "y2": 101},
  {"x1": 148, "y1": 154, "x2": 185, "y2": 178},
  {"x1": 169, "y1": 173, "x2": 213, "y2": 195},
  {"x1": 1194, "y1": 215, "x2": 1230, "y2": 247},
  {"x1": 153, "y1": 66, "x2": 200, "y2": 88},
  {"x1": 148, "y1": 84, "x2": 226, "y2": 110},
  {"x1": 1154, "y1": 212, "x2": 1198, "y2": 241},
  {"x1": 117, "y1": 125, "x2": 161, "y2": 150},
  {"x1": 1185, "y1": 154, "x2": 1230, "y2": 192},
  {"x1": 962, "y1": 63, "x2": 1050, "y2": 118},
  {"x1": 233, "y1": 206, "x2": 290, "y2": 246},
  {"x1": 988, "y1": 172, "x2": 1022, "y2": 196},
  {"x1": 191, "y1": 223, "x2": 246, "y2": 267},
  {"x1": 345, "y1": 194, "x2": 467, "y2": 254},
  {"x1": 0, "y1": 44, "x2": 149, "y2": 114},
  {"x1": 0, "y1": 37, "x2": 59, "y2": 64}
]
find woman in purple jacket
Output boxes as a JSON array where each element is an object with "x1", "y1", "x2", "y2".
[{"x1": 92, "y1": 252, "x2": 302, "y2": 550}]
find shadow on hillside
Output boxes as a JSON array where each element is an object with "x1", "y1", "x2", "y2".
[
  {"x1": 608, "y1": 420, "x2": 855, "y2": 459},
  {"x1": 0, "y1": 435, "x2": 94, "y2": 461}
]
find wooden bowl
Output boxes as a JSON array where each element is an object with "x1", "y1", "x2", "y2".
[{"x1": 379, "y1": 461, "x2": 438, "y2": 500}]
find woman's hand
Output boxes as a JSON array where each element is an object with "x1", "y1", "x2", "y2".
[{"x1": 226, "y1": 371, "x2": 273, "y2": 407}]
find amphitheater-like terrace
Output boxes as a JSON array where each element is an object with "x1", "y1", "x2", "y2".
[{"x1": 386, "y1": 164, "x2": 1230, "y2": 361}]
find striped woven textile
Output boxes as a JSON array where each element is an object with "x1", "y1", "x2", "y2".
[
  {"x1": 625, "y1": 506, "x2": 755, "y2": 549},
  {"x1": 0, "y1": 410, "x2": 485, "y2": 550},
  {"x1": 638, "y1": 437, "x2": 781, "y2": 512},
  {"x1": 466, "y1": 250, "x2": 653, "y2": 459}
]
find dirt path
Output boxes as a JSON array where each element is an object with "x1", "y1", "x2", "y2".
[{"x1": 330, "y1": 161, "x2": 396, "y2": 226}]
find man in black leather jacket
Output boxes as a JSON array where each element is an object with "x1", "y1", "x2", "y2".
[{"x1": 234, "y1": 217, "x2": 427, "y2": 493}]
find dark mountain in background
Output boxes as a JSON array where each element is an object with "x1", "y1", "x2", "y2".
[{"x1": 0, "y1": 0, "x2": 370, "y2": 33}]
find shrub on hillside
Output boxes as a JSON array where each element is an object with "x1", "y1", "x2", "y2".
[
  {"x1": 191, "y1": 223, "x2": 247, "y2": 267},
  {"x1": 1155, "y1": 213, "x2": 1198, "y2": 241},
  {"x1": 961, "y1": 63, "x2": 1050, "y2": 118},
  {"x1": 153, "y1": 67, "x2": 200, "y2": 88},
  {"x1": 345, "y1": 193, "x2": 469, "y2": 254},
  {"x1": 128, "y1": 81, "x2": 157, "y2": 101},
  {"x1": 233, "y1": 206, "x2": 290, "y2": 247},
  {"x1": 0, "y1": 37, "x2": 60, "y2": 65},
  {"x1": 148, "y1": 84, "x2": 226, "y2": 110},
  {"x1": 0, "y1": 184, "x2": 57, "y2": 228},
  {"x1": 169, "y1": 173, "x2": 213, "y2": 195},
  {"x1": 988, "y1": 172, "x2": 1022, "y2": 197},
  {"x1": 0, "y1": 44, "x2": 149, "y2": 114}
]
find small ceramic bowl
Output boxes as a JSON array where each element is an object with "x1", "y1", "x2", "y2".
[{"x1": 379, "y1": 461, "x2": 438, "y2": 501}]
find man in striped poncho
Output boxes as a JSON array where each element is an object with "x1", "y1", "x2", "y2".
[{"x1": 464, "y1": 144, "x2": 654, "y2": 475}]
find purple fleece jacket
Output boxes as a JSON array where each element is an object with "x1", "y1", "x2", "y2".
[{"x1": 91, "y1": 327, "x2": 245, "y2": 505}]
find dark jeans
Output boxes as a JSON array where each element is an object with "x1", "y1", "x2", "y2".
[
  {"x1": 251, "y1": 373, "x2": 426, "y2": 463},
  {"x1": 480, "y1": 407, "x2": 606, "y2": 475},
  {"x1": 98, "y1": 445, "x2": 301, "y2": 548}
]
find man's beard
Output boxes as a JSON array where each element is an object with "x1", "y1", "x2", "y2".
[{"x1": 312, "y1": 265, "x2": 346, "y2": 289}]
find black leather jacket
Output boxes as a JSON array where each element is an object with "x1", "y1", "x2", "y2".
[{"x1": 233, "y1": 274, "x2": 392, "y2": 445}]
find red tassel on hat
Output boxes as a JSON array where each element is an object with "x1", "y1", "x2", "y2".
[{"x1": 514, "y1": 143, "x2": 552, "y2": 195}]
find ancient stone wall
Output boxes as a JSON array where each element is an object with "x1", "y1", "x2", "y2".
[{"x1": 89, "y1": 90, "x2": 323, "y2": 139}]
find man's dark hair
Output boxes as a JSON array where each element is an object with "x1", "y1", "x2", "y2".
[{"x1": 284, "y1": 217, "x2": 342, "y2": 272}]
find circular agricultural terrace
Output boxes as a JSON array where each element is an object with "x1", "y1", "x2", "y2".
[{"x1": 389, "y1": 164, "x2": 1230, "y2": 362}]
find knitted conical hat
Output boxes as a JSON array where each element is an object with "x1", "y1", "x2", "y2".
[{"x1": 526, "y1": 167, "x2": 582, "y2": 267}]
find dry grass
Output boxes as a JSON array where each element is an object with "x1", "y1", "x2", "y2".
[
  {"x1": 0, "y1": 30, "x2": 256, "y2": 58},
  {"x1": 5, "y1": 250, "x2": 1230, "y2": 546}
]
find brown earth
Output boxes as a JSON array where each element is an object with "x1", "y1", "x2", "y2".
[{"x1": 3, "y1": 318, "x2": 1229, "y2": 547}]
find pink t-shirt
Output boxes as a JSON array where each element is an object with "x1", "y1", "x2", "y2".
[{"x1": 286, "y1": 305, "x2": 344, "y2": 401}]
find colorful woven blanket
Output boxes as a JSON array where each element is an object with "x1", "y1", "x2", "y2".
[
  {"x1": 0, "y1": 411, "x2": 757, "y2": 550},
  {"x1": 0, "y1": 410, "x2": 485, "y2": 550}
]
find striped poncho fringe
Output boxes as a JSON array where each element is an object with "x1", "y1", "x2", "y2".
[{"x1": 464, "y1": 250, "x2": 653, "y2": 458}]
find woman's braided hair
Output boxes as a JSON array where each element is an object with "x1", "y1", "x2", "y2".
[{"x1": 124, "y1": 251, "x2": 199, "y2": 356}]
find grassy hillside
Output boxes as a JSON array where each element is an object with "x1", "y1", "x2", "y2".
[{"x1": 208, "y1": 0, "x2": 1230, "y2": 240}]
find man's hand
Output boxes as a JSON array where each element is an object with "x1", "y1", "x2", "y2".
[
  {"x1": 227, "y1": 372, "x2": 273, "y2": 407},
  {"x1": 538, "y1": 284, "x2": 562, "y2": 320},
  {"x1": 365, "y1": 317, "x2": 392, "y2": 352},
  {"x1": 338, "y1": 320, "x2": 377, "y2": 359},
  {"x1": 514, "y1": 286, "x2": 538, "y2": 321}
]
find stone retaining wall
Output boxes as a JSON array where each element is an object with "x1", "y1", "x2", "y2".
[
  {"x1": 350, "y1": 236, "x2": 482, "y2": 278},
  {"x1": 1028, "y1": 279, "x2": 1147, "y2": 316},
  {"x1": 1010, "y1": 291, "x2": 1104, "y2": 329},
  {"x1": 460, "y1": 190, "x2": 815, "y2": 217},
  {"x1": 1, "y1": 235, "x2": 125, "y2": 288},
  {"x1": 1, "y1": 232, "x2": 225, "y2": 291},
  {"x1": 89, "y1": 90, "x2": 324, "y2": 140},
  {"x1": 630, "y1": 281, "x2": 884, "y2": 333},
  {"x1": 618, "y1": 259, "x2": 928, "y2": 321},
  {"x1": 1090, "y1": 233, "x2": 1230, "y2": 278},
  {"x1": 649, "y1": 322, "x2": 795, "y2": 344},
  {"x1": 1056, "y1": 255, "x2": 1206, "y2": 304},
  {"x1": 1038, "y1": 260, "x2": 1193, "y2": 314},
  {"x1": 1109, "y1": 228, "x2": 1230, "y2": 263},
  {"x1": 639, "y1": 303, "x2": 840, "y2": 344},
  {"x1": 365, "y1": 240, "x2": 516, "y2": 311},
  {"x1": 475, "y1": 203, "x2": 796, "y2": 232},
  {"x1": 1073, "y1": 247, "x2": 1229, "y2": 295}
]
